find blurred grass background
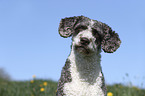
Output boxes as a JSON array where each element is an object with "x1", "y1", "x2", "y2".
[{"x1": 0, "y1": 68, "x2": 145, "y2": 96}]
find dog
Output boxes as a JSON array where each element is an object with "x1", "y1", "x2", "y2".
[{"x1": 56, "y1": 16, "x2": 121, "y2": 96}]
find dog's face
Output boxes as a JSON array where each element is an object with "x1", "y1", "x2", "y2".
[
  {"x1": 72, "y1": 20, "x2": 102, "y2": 55},
  {"x1": 59, "y1": 16, "x2": 121, "y2": 55}
]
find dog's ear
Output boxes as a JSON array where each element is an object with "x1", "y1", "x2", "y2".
[
  {"x1": 59, "y1": 16, "x2": 78, "y2": 38},
  {"x1": 101, "y1": 23, "x2": 121, "y2": 53}
]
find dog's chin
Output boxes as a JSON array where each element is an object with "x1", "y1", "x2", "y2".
[{"x1": 74, "y1": 45, "x2": 93, "y2": 56}]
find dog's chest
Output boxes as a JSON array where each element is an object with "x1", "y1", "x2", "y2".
[
  {"x1": 64, "y1": 76, "x2": 104, "y2": 96},
  {"x1": 63, "y1": 58, "x2": 104, "y2": 96}
]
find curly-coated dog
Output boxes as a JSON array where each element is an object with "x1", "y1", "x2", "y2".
[{"x1": 56, "y1": 16, "x2": 121, "y2": 96}]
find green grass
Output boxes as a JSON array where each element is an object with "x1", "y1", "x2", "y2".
[
  {"x1": 0, "y1": 79, "x2": 144, "y2": 96},
  {"x1": 107, "y1": 84, "x2": 145, "y2": 96},
  {"x1": 0, "y1": 79, "x2": 57, "y2": 96}
]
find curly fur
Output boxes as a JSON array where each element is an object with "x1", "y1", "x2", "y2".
[{"x1": 57, "y1": 16, "x2": 121, "y2": 96}]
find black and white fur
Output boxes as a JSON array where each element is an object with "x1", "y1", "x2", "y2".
[{"x1": 56, "y1": 16, "x2": 121, "y2": 96}]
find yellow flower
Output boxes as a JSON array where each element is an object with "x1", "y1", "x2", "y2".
[
  {"x1": 40, "y1": 88, "x2": 45, "y2": 92},
  {"x1": 107, "y1": 92, "x2": 113, "y2": 96},
  {"x1": 30, "y1": 80, "x2": 34, "y2": 83},
  {"x1": 43, "y1": 82, "x2": 48, "y2": 86},
  {"x1": 32, "y1": 75, "x2": 36, "y2": 78},
  {"x1": 56, "y1": 89, "x2": 57, "y2": 93}
]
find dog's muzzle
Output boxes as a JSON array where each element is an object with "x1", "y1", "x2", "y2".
[{"x1": 74, "y1": 37, "x2": 92, "y2": 55}]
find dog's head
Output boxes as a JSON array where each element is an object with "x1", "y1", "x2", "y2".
[{"x1": 59, "y1": 16, "x2": 121, "y2": 55}]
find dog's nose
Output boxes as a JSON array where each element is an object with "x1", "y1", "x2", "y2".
[{"x1": 80, "y1": 37, "x2": 90, "y2": 45}]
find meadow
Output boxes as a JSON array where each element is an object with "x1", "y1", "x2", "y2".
[{"x1": 0, "y1": 77, "x2": 145, "y2": 96}]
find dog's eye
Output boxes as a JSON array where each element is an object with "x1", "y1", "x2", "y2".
[
  {"x1": 75, "y1": 26, "x2": 88, "y2": 32},
  {"x1": 73, "y1": 26, "x2": 88, "y2": 37},
  {"x1": 92, "y1": 28, "x2": 102, "y2": 43},
  {"x1": 92, "y1": 29, "x2": 99, "y2": 37}
]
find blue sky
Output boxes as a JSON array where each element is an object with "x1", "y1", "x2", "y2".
[{"x1": 0, "y1": 0, "x2": 145, "y2": 88}]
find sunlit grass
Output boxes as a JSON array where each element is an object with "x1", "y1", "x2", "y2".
[
  {"x1": 0, "y1": 75, "x2": 144, "y2": 96},
  {"x1": 0, "y1": 77, "x2": 57, "y2": 96}
]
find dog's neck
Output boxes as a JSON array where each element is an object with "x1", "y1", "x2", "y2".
[{"x1": 68, "y1": 47, "x2": 103, "y2": 84}]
